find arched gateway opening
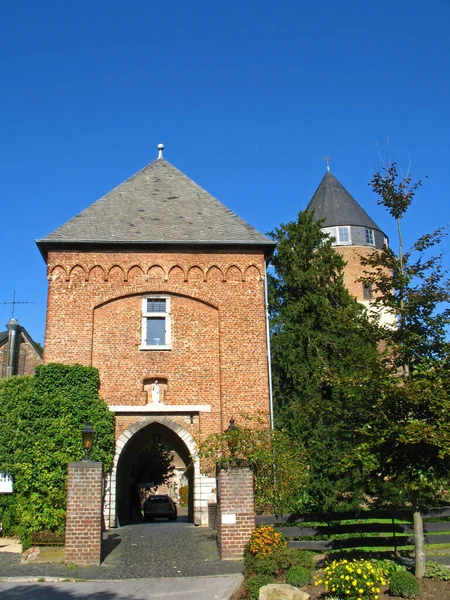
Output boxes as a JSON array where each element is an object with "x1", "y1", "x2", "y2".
[
  {"x1": 116, "y1": 423, "x2": 193, "y2": 525},
  {"x1": 103, "y1": 416, "x2": 214, "y2": 528}
]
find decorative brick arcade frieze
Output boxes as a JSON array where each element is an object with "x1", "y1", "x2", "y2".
[
  {"x1": 217, "y1": 466, "x2": 255, "y2": 560},
  {"x1": 65, "y1": 461, "x2": 103, "y2": 566}
]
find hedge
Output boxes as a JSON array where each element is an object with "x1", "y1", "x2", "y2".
[{"x1": 0, "y1": 363, "x2": 115, "y2": 545}]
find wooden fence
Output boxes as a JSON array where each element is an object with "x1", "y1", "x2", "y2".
[{"x1": 255, "y1": 507, "x2": 450, "y2": 552}]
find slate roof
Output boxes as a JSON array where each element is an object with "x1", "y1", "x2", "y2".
[
  {"x1": 0, "y1": 331, "x2": 8, "y2": 346},
  {"x1": 37, "y1": 158, "x2": 274, "y2": 255},
  {"x1": 306, "y1": 171, "x2": 383, "y2": 232}
]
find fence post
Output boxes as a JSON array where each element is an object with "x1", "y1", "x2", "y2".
[
  {"x1": 413, "y1": 508, "x2": 425, "y2": 578},
  {"x1": 217, "y1": 466, "x2": 255, "y2": 560}
]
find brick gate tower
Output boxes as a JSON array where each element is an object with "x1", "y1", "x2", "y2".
[{"x1": 37, "y1": 146, "x2": 275, "y2": 527}]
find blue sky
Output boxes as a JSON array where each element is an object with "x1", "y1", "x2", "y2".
[{"x1": 1, "y1": 0, "x2": 449, "y2": 344}]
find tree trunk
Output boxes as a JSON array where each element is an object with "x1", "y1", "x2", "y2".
[{"x1": 412, "y1": 493, "x2": 425, "y2": 578}]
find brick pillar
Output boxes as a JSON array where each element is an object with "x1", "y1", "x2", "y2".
[
  {"x1": 65, "y1": 461, "x2": 103, "y2": 566},
  {"x1": 217, "y1": 466, "x2": 255, "y2": 560}
]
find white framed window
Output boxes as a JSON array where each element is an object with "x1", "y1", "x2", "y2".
[
  {"x1": 365, "y1": 229, "x2": 375, "y2": 245},
  {"x1": 337, "y1": 226, "x2": 351, "y2": 244},
  {"x1": 323, "y1": 226, "x2": 351, "y2": 246},
  {"x1": 140, "y1": 296, "x2": 172, "y2": 350}
]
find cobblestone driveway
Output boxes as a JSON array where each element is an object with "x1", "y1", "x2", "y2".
[{"x1": 0, "y1": 518, "x2": 243, "y2": 580}]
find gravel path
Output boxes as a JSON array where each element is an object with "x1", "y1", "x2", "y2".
[{"x1": 0, "y1": 519, "x2": 243, "y2": 580}]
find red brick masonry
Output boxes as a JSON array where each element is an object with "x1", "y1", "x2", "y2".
[
  {"x1": 217, "y1": 467, "x2": 255, "y2": 560},
  {"x1": 65, "y1": 461, "x2": 103, "y2": 566},
  {"x1": 43, "y1": 250, "x2": 271, "y2": 438}
]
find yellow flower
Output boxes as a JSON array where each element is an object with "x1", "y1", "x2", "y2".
[{"x1": 352, "y1": 580, "x2": 357, "y2": 586}]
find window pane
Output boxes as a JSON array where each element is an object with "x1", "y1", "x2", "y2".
[
  {"x1": 365, "y1": 229, "x2": 374, "y2": 245},
  {"x1": 338, "y1": 227, "x2": 349, "y2": 243},
  {"x1": 147, "y1": 299, "x2": 166, "y2": 313},
  {"x1": 146, "y1": 318, "x2": 166, "y2": 345}
]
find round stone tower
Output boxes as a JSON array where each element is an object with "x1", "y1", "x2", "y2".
[{"x1": 306, "y1": 170, "x2": 388, "y2": 306}]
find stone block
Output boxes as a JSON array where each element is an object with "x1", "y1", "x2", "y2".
[{"x1": 259, "y1": 584, "x2": 310, "y2": 600}]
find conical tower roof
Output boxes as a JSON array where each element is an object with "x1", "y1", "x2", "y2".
[
  {"x1": 37, "y1": 157, "x2": 274, "y2": 257},
  {"x1": 306, "y1": 171, "x2": 382, "y2": 232}
]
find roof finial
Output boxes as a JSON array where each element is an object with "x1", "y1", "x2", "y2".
[
  {"x1": 157, "y1": 143, "x2": 165, "y2": 159},
  {"x1": 323, "y1": 156, "x2": 331, "y2": 172}
]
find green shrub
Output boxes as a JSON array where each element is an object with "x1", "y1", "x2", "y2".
[
  {"x1": 199, "y1": 423, "x2": 309, "y2": 514},
  {"x1": 286, "y1": 565, "x2": 312, "y2": 587},
  {"x1": 389, "y1": 571, "x2": 419, "y2": 599},
  {"x1": 245, "y1": 574, "x2": 274, "y2": 600},
  {"x1": 245, "y1": 554, "x2": 278, "y2": 576},
  {"x1": 425, "y1": 561, "x2": 450, "y2": 582},
  {"x1": 178, "y1": 485, "x2": 189, "y2": 506},
  {"x1": 21, "y1": 529, "x2": 32, "y2": 552},
  {"x1": 271, "y1": 546, "x2": 314, "y2": 571},
  {"x1": 243, "y1": 548, "x2": 258, "y2": 573}
]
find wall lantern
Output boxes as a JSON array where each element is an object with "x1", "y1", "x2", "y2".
[
  {"x1": 82, "y1": 419, "x2": 95, "y2": 461},
  {"x1": 226, "y1": 417, "x2": 238, "y2": 433},
  {"x1": 226, "y1": 417, "x2": 238, "y2": 457}
]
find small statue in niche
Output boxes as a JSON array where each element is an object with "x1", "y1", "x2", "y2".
[
  {"x1": 152, "y1": 380, "x2": 160, "y2": 404},
  {"x1": 143, "y1": 377, "x2": 167, "y2": 404}
]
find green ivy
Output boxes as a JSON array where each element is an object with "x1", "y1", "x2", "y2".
[{"x1": 0, "y1": 363, "x2": 115, "y2": 544}]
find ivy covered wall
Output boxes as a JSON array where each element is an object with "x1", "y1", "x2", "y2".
[{"x1": 0, "y1": 363, "x2": 115, "y2": 542}]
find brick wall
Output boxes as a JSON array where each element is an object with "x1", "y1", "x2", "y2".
[
  {"x1": 43, "y1": 250, "x2": 271, "y2": 438},
  {"x1": 337, "y1": 246, "x2": 376, "y2": 300},
  {"x1": 17, "y1": 337, "x2": 43, "y2": 375},
  {"x1": 65, "y1": 461, "x2": 103, "y2": 566},
  {"x1": 217, "y1": 467, "x2": 255, "y2": 559}
]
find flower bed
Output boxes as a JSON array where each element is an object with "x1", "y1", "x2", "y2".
[{"x1": 234, "y1": 526, "x2": 450, "y2": 599}]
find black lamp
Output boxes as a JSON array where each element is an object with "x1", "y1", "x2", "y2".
[
  {"x1": 82, "y1": 419, "x2": 95, "y2": 460},
  {"x1": 226, "y1": 417, "x2": 238, "y2": 433},
  {"x1": 226, "y1": 418, "x2": 238, "y2": 457}
]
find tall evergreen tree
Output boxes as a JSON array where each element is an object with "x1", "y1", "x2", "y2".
[{"x1": 268, "y1": 210, "x2": 381, "y2": 510}]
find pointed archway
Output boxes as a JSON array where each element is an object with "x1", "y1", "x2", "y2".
[
  {"x1": 103, "y1": 416, "x2": 213, "y2": 528},
  {"x1": 116, "y1": 422, "x2": 193, "y2": 525}
]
